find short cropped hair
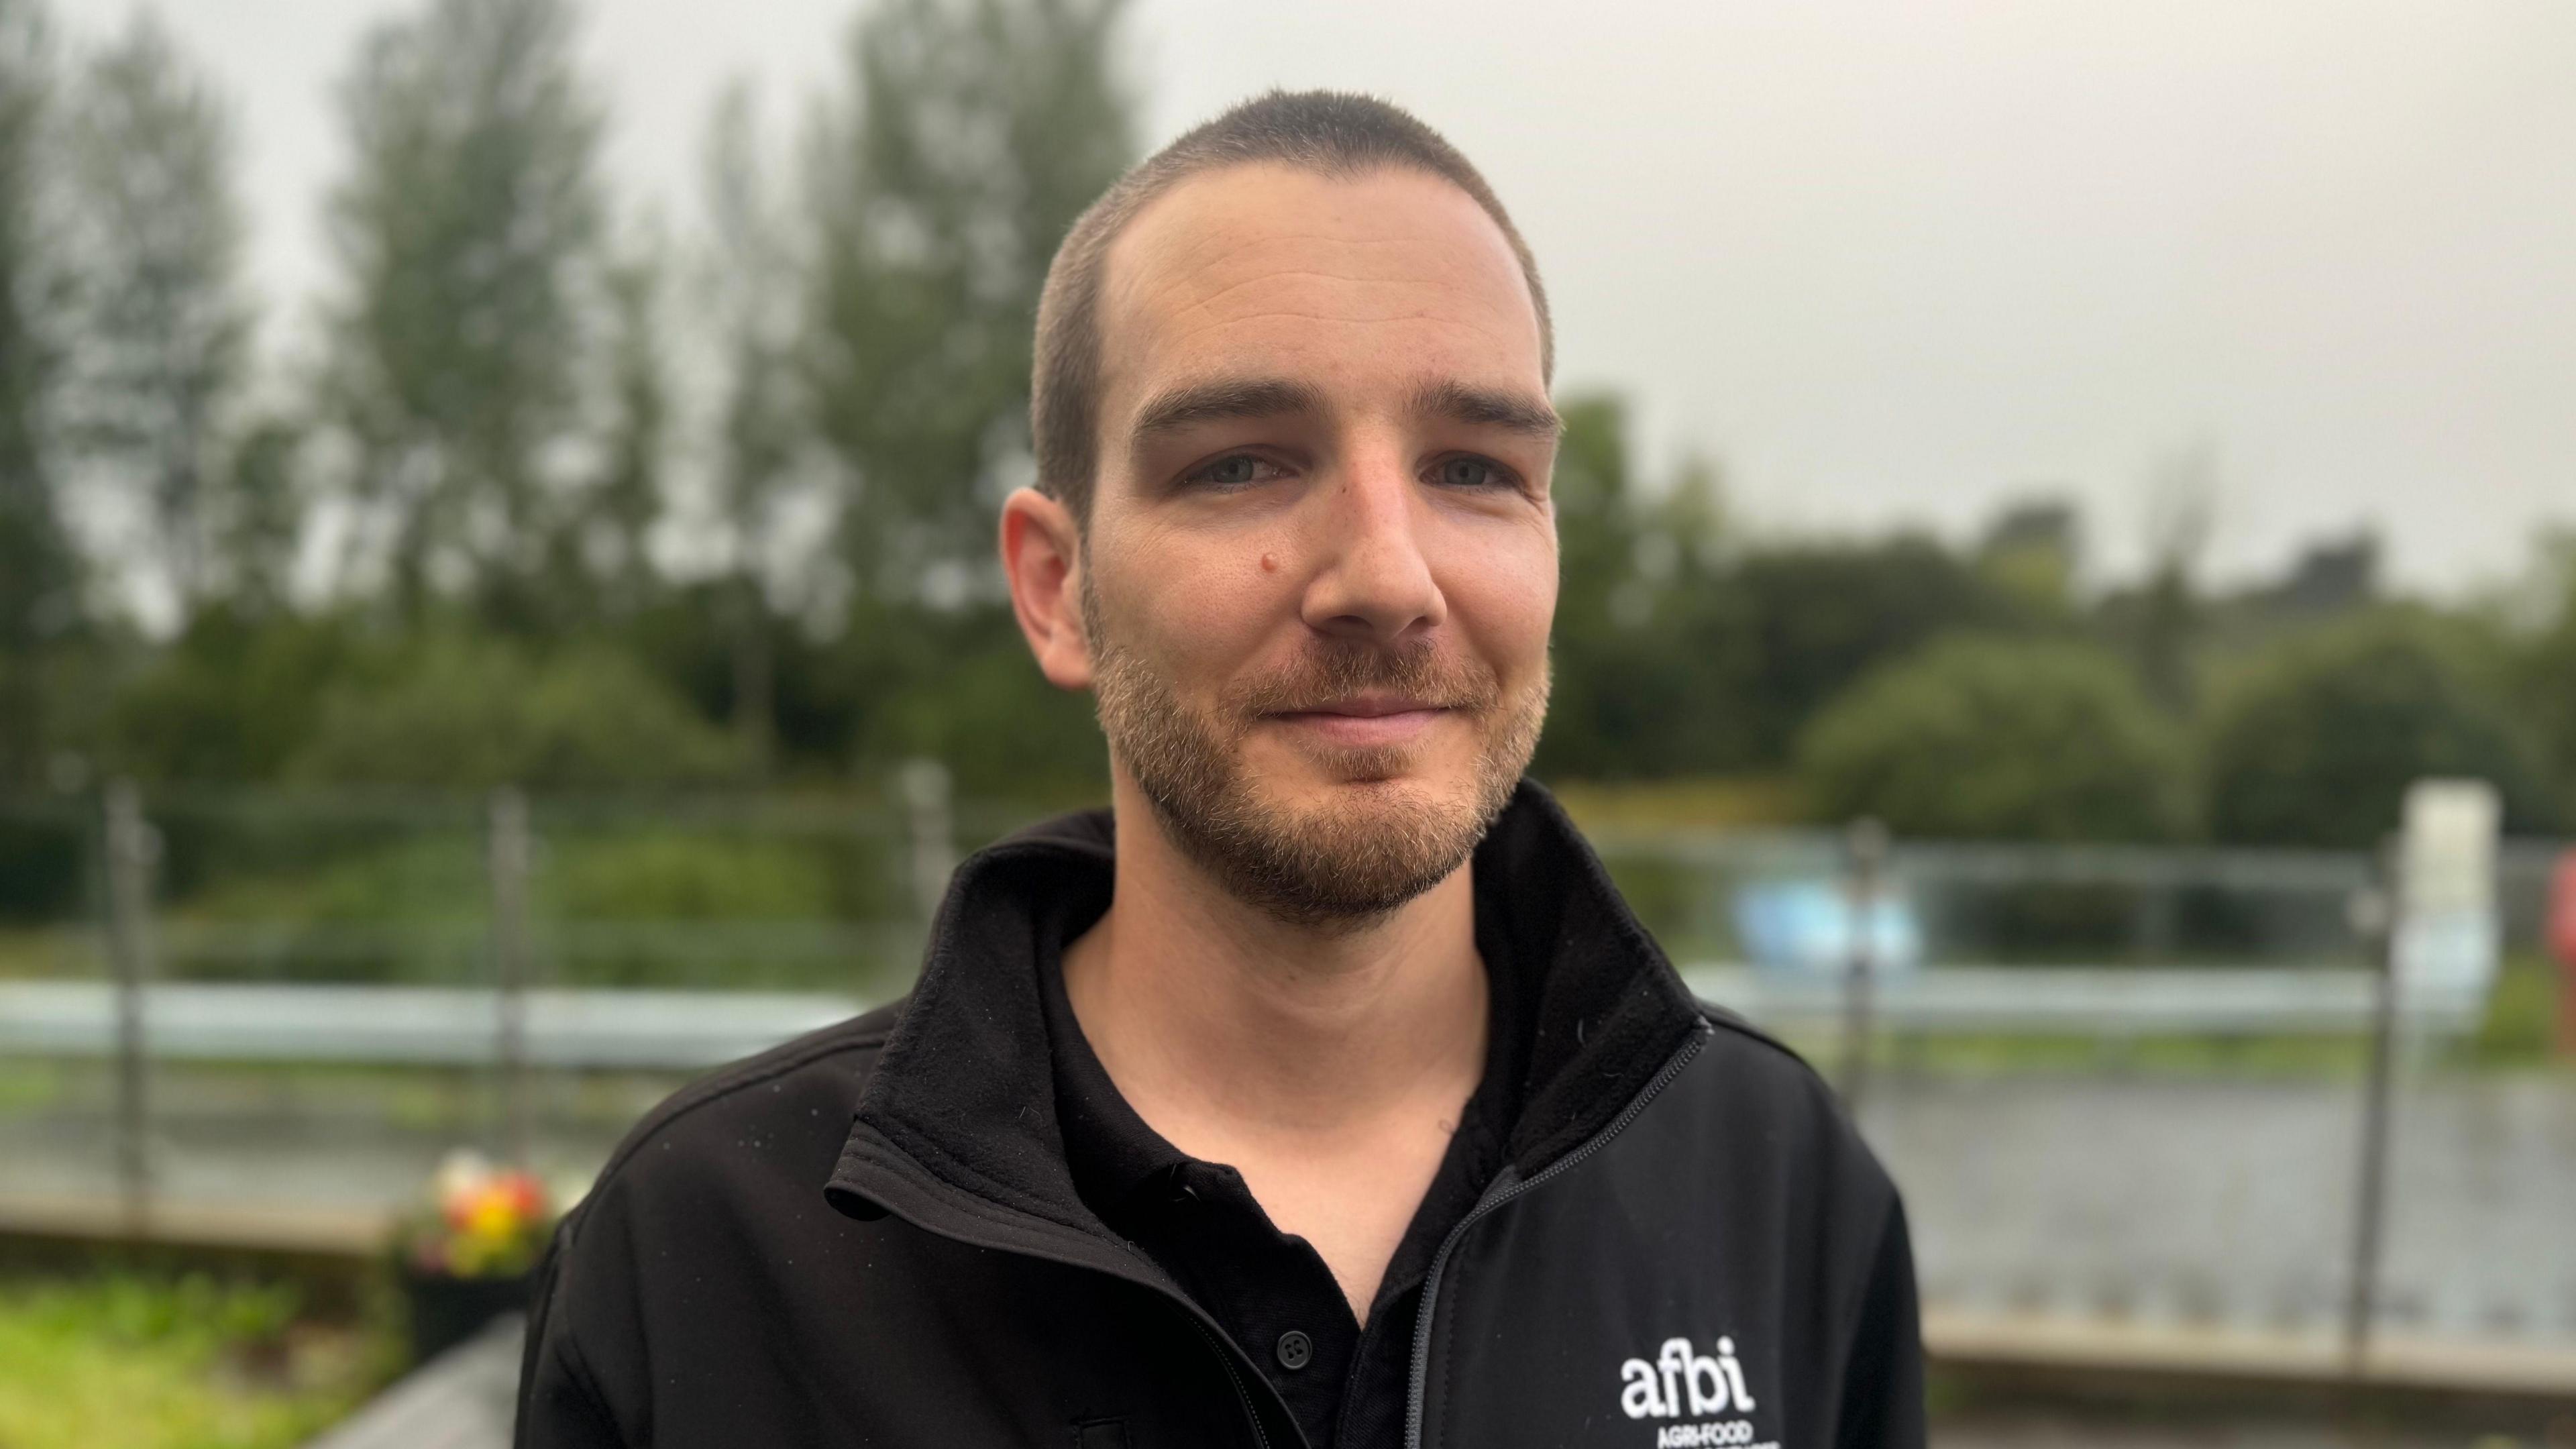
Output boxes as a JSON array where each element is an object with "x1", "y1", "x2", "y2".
[{"x1": 1030, "y1": 90, "x2": 1554, "y2": 521}]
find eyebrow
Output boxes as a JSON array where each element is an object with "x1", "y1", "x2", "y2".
[
  {"x1": 1127, "y1": 374, "x2": 1564, "y2": 447},
  {"x1": 1130, "y1": 378, "x2": 1328, "y2": 443},
  {"x1": 1409, "y1": 378, "x2": 1564, "y2": 441}
]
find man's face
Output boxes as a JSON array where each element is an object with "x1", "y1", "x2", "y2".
[{"x1": 1073, "y1": 162, "x2": 1560, "y2": 926}]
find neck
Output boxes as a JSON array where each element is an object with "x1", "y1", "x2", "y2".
[{"x1": 1061, "y1": 771, "x2": 1489, "y2": 1144}]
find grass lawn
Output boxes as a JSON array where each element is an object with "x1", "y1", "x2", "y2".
[{"x1": 0, "y1": 1273, "x2": 398, "y2": 1449}]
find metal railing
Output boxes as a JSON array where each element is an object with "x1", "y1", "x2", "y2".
[{"x1": 1, "y1": 780, "x2": 2568, "y2": 1388}]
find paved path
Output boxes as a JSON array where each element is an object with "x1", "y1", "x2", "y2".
[
  {"x1": 10, "y1": 1064, "x2": 2576, "y2": 1432},
  {"x1": 1931, "y1": 1411, "x2": 2542, "y2": 1448},
  {"x1": 292, "y1": 1320, "x2": 2555, "y2": 1449},
  {"x1": 7, "y1": 1067, "x2": 2573, "y2": 1347},
  {"x1": 1860, "y1": 1073, "x2": 2576, "y2": 1345},
  {"x1": 303, "y1": 1316, "x2": 520, "y2": 1449}
]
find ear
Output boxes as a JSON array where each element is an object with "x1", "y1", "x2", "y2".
[{"x1": 999, "y1": 486, "x2": 1094, "y2": 691}]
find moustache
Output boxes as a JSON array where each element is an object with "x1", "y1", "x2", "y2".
[{"x1": 1220, "y1": 639, "x2": 1503, "y2": 721}]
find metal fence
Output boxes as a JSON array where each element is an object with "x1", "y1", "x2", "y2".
[{"x1": 1, "y1": 780, "x2": 2569, "y2": 1389}]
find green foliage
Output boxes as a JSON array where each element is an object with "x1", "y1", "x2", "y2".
[
  {"x1": 59, "y1": 10, "x2": 250, "y2": 610},
  {"x1": 321, "y1": 0, "x2": 606, "y2": 620},
  {"x1": 174, "y1": 825, "x2": 869, "y2": 984},
  {"x1": 1733, "y1": 538, "x2": 2029, "y2": 765},
  {"x1": 2516, "y1": 535, "x2": 2576, "y2": 822},
  {"x1": 1798, "y1": 634, "x2": 2184, "y2": 841},
  {"x1": 1537, "y1": 395, "x2": 1758, "y2": 780},
  {"x1": 9, "y1": 0, "x2": 2573, "y2": 867},
  {"x1": 542, "y1": 830, "x2": 837, "y2": 920},
  {"x1": 101, "y1": 606, "x2": 354, "y2": 782},
  {"x1": 0, "y1": 0, "x2": 83, "y2": 787},
  {"x1": 806, "y1": 0, "x2": 1135, "y2": 597},
  {"x1": 0, "y1": 1272, "x2": 384, "y2": 1449},
  {"x1": 171, "y1": 824, "x2": 871, "y2": 989},
  {"x1": 184, "y1": 835, "x2": 484, "y2": 932},
  {"x1": 568, "y1": 231, "x2": 670, "y2": 621},
  {"x1": 1972, "y1": 498, "x2": 2081, "y2": 620},
  {"x1": 2200, "y1": 609, "x2": 2553, "y2": 847},
  {"x1": 1538, "y1": 398, "x2": 2040, "y2": 782},
  {"x1": 0, "y1": 808, "x2": 83, "y2": 922},
  {"x1": 698, "y1": 83, "x2": 800, "y2": 767},
  {"x1": 288, "y1": 634, "x2": 743, "y2": 790},
  {"x1": 205, "y1": 414, "x2": 305, "y2": 614},
  {"x1": 829, "y1": 595, "x2": 1106, "y2": 798},
  {"x1": 2467, "y1": 953, "x2": 2566, "y2": 1071}
]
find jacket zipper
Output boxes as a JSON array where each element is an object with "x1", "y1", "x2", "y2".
[
  {"x1": 1189, "y1": 1316, "x2": 1275, "y2": 1449},
  {"x1": 1402, "y1": 1024, "x2": 1712, "y2": 1449},
  {"x1": 847, "y1": 1156, "x2": 1285, "y2": 1449}
]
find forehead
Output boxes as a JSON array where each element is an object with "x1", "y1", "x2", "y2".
[{"x1": 1094, "y1": 162, "x2": 1546, "y2": 420}]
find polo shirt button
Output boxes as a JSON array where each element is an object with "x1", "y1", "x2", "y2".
[{"x1": 1275, "y1": 1330, "x2": 1313, "y2": 1371}]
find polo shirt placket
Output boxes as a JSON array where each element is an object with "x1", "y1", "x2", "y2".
[{"x1": 1038, "y1": 901, "x2": 1525, "y2": 1449}]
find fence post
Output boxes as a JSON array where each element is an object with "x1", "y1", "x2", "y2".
[
  {"x1": 897, "y1": 759, "x2": 955, "y2": 926},
  {"x1": 1838, "y1": 817, "x2": 1888, "y2": 1113},
  {"x1": 2343, "y1": 845, "x2": 2401, "y2": 1378},
  {"x1": 488, "y1": 788, "x2": 533, "y2": 1169},
  {"x1": 101, "y1": 779, "x2": 158, "y2": 1235}
]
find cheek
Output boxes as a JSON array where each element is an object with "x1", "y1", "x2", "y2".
[
  {"x1": 1438, "y1": 524, "x2": 1557, "y2": 676},
  {"x1": 1097, "y1": 522, "x2": 1295, "y2": 676}
]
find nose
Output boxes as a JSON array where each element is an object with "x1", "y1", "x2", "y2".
[{"x1": 1298, "y1": 447, "x2": 1446, "y2": 645}]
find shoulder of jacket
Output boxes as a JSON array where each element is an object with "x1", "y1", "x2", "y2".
[
  {"x1": 569, "y1": 996, "x2": 908, "y2": 1219},
  {"x1": 1683, "y1": 998, "x2": 1892, "y2": 1187},
  {"x1": 1692, "y1": 998, "x2": 1823, "y2": 1081}
]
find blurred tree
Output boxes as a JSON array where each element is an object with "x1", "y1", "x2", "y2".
[
  {"x1": 701, "y1": 82, "x2": 804, "y2": 769},
  {"x1": 101, "y1": 606, "x2": 354, "y2": 782},
  {"x1": 2251, "y1": 529, "x2": 2379, "y2": 622},
  {"x1": 804, "y1": 0, "x2": 1135, "y2": 605},
  {"x1": 2201, "y1": 608, "x2": 2553, "y2": 847},
  {"x1": 1798, "y1": 634, "x2": 2184, "y2": 842},
  {"x1": 1974, "y1": 496, "x2": 2080, "y2": 619},
  {"x1": 207, "y1": 412, "x2": 307, "y2": 614},
  {"x1": 0, "y1": 0, "x2": 79, "y2": 785},
  {"x1": 1730, "y1": 536, "x2": 2025, "y2": 765},
  {"x1": 2129, "y1": 441, "x2": 2216, "y2": 712},
  {"x1": 2133, "y1": 443, "x2": 2215, "y2": 706},
  {"x1": 2516, "y1": 531, "x2": 2576, "y2": 819},
  {"x1": 58, "y1": 10, "x2": 250, "y2": 615},
  {"x1": 835, "y1": 594, "x2": 1107, "y2": 798},
  {"x1": 1538, "y1": 394, "x2": 1653, "y2": 777},
  {"x1": 290, "y1": 633, "x2": 743, "y2": 790},
  {"x1": 574, "y1": 225, "x2": 669, "y2": 621},
  {"x1": 782, "y1": 0, "x2": 1136, "y2": 794},
  {"x1": 1534, "y1": 394, "x2": 1758, "y2": 780},
  {"x1": 318, "y1": 0, "x2": 606, "y2": 626}
]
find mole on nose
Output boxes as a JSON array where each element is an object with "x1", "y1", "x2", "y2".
[{"x1": 1260, "y1": 553, "x2": 1278, "y2": 572}]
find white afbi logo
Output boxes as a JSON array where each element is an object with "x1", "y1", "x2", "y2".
[{"x1": 1618, "y1": 1337, "x2": 1756, "y2": 1420}]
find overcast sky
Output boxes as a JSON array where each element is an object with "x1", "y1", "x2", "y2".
[{"x1": 66, "y1": 0, "x2": 2576, "y2": 593}]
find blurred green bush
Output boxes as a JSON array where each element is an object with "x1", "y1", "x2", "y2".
[
  {"x1": 541, "y1": 828, "x2": 837, "y2": 920},
  {"x1": 1796, "y1": 635, "x2": 2186, "y2": 843},
  {"x1": 2200, "y1": 610, "x2": 2556, "y2": 847},
  {"x1": 288, "y1": 635, "x2": 747, "y2": 792}
]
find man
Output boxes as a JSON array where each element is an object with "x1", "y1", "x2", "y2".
[{"x1": 518, "y1": 91, "x2": 1921, "y2": 1449}]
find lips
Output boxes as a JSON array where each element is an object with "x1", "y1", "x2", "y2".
[
  {"x1": 1267, "y1": 695, "x2": 1454, "y2": 747},
  {"x1": 1281, "y1": 692, "x2": 1448, "y2": 719}
]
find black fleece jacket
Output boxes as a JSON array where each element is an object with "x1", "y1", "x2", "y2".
[{"x1": 515, "y1": 781, "x2": 1925, "y2": 1449}]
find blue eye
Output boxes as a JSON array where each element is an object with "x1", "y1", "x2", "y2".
[
  {"x1": 1189, "y1": 454, "x2": 1277, "y2": 488},
  {"x1": 1435, "y1": 456, "x2": 1510, "y2": 490}
]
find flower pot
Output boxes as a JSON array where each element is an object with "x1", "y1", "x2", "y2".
[{"x1": 403, "y1": 1267, "x2": 533, "y2": 1364}]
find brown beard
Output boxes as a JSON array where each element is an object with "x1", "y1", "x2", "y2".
[{"x1": 1084, "y1": 576, "x2": 1548, "y2": 930}]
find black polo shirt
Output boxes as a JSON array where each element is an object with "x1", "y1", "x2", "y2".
[{"x1": 1036, "y1": 890, "x2": 1530, "y2": 1449}]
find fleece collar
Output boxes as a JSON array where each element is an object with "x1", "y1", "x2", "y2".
[{"x1": 824, "y1": 779, "x2": 1707, "y2": 1238}]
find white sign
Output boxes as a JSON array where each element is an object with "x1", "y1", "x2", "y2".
[{"x1": 2396, "y1": 778, "x2": 2500, "y2": 992}]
